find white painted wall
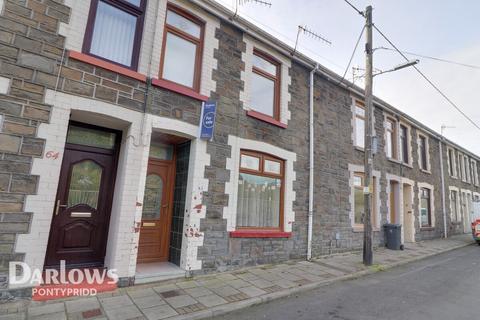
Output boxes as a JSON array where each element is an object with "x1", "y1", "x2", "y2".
[{"x1": 59, "y1": 0, "x2": 219, "y2": 97}]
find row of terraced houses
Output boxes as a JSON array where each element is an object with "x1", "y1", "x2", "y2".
[{"x1": 0, "y1": 0, "x2": 478, "y2": 298}]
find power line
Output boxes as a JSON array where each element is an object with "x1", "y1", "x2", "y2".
[
  {"x1": 377, "y1": 47, "x2": 480, "y2": 70},
  {"x1": 338, "y1": 24, "x2": 365, "y2": 85},
  {"x1": 342, "y1": 0, "x2": 364, "y2": 16},
  {"x1": 373, "y1": 25, "x2": 480, "y2": 132}
]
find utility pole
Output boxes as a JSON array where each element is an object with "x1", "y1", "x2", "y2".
[{"x1": 363, "y1": 5, "x2": 374, "y2": 266}]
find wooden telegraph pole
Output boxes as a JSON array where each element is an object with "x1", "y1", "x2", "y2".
[{"x1": 363, "y1": 5, "x2": 374, "y2": 266}]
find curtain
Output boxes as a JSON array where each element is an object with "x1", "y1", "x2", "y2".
[
  {"x1": 90, "y1": 1, "x2": 136, "y2": 66},
  {"x1": 236, "y1": 173, "x2": 280, "y2": 228}
]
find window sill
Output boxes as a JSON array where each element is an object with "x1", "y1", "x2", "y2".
[
  {"x1": 420, "y1": 168, "x2": 431, "y2": 174},
  {"x1": 353, "y1": 226, "x2": 380, "y2": 233},
  {"x1": 230, "y1": 230, "x2": 291, "y2": 238},
  {"x1": 246, "y1": 110, "x2": 287, "y2": 129},
  {"x1": 420, "y1": 227, "x2": 435, "y2": 231},
  {"x1": 387, "y1": 157, "x2": 401, "y2": 164},
  {"x1": 151, "y1": 78, "x2": 208, "y2": 102},
  {"x1": 402, "y1": 162, "x2": 413, "y2": 169},
  {"x1": 68, "y1": 51, "x2": 147, "y2": 82},
  {"x1": 354, "y1": 146, "x2": 365, "y2": 152}
]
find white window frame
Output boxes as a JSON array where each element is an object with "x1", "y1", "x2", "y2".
[
  {"x1": 417, "y1": 132, "x2": 431, "y2": 173},
  {"x1": 464, "y1": 155, "x2": 471, "y2": 183},
  {"x1": 446, "y1": 147, "x2": 457, "y2": 178},
  {"x1": 348, "y1": 164, "x2": 381, "y2": 231},
  {"x1": 471, "y1": 159, "x2": 479, "y2": 186},
  {"x1": 458, "y1": 152, "x2": 466, "y2": 182},
  {"x1": 418, "y1": 182, "x2": 435, "y2": 229},
  {"x1": 449, "y1": 186, "x2": 460, "y2": 223},
  {"x1": 399, "y1": 121, "x2": 413, "y2": 166},
  {"x1": 352, "y1": 99, "x2": 366, "y2": 149},
  {"x1": 384, "y1": 115, "x2": 399, "y2": 161}
]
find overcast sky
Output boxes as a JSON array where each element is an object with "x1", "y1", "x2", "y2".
[{"x1": 214, "y1": 0, "x2": 480, "y2": 155}]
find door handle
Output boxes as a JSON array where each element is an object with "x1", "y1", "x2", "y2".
[
  {"x1": 55, "y1": 200, "x2": 67, "y2": 216},
  {"x1": 162, "y1": 204, "x2": 169, "y2": 208}
]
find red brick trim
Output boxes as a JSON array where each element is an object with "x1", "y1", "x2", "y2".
[
  {"x1": 230, "y1": 230, "x2": 292, "y2": 238},
  {"x1": 68, "y1": 51, "x2": 147, "y2": 82},
  {"x1": 246, "y1": 110, "x2": 287, "y2": 128},
  {"x1": 152, "y1": 78, "x2": 209, "y2": 102}
]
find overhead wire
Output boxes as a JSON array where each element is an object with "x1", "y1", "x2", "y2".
[{"x1": 373, "y1": 25, "x2": 480, "y2": 132}]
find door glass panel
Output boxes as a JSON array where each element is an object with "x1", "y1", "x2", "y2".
[
  {"x1": 142, "y1": 174, "x2": 164, "y2": 220},
  {"x1": 67, "y1": 160, "x2": 103, "y2": 209},
  {"x1": 67, "y1": 125, "x2": 116, "y2": 149},
  {"x1": 149, "y1": 143, "x2": 174, "y2": 160}
]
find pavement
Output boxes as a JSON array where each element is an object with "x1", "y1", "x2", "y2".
[
  {"x1": 0, "y1": 234, "x2": 473, "y2": 320},
  {"x1": 213, "y1": 240, "x2": 480, "y2": 320}
]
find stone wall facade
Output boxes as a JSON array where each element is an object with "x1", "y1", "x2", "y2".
[{"x1": 0, "y1": 0, "x2": 478, "y2": 298}]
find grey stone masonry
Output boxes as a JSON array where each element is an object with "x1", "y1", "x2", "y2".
[{"x1": 0, "y1": 0, "x2": 479, "y2": 301}]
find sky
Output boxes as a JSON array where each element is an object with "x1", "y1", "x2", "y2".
[{"x1": 213, "y1": 0, "x2": 480, "y2": 155}]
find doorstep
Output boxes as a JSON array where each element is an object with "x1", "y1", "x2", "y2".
[{"x1": 135, "y1": 262, "x2": 186, "y2": 285}]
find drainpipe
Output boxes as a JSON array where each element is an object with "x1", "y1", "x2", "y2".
[
  {"x1": 307, "y1": 64, "x2": 319, "y2": 261},
  {"x1": 439, "y1": 135, "x2": 448, "y2": 238}
]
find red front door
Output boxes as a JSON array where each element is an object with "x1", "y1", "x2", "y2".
[{"x1": 45, "y1": 123, "x2": 119, "y2": 268}]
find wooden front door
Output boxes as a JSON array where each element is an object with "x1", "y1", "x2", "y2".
[
  {"x1": 137, "y1": 159, "x2": 175, "y2": 263},
  {"x1": 45, "y1": 123, "x2": 120, "y2": 268}
]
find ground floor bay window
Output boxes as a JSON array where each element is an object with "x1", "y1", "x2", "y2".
[{"x1": 236, "y1": 150, "x2": 284, "y2": 231}]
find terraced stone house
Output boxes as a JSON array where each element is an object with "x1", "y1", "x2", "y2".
[{"x1": 0, "y1": 0, "x2": 478, "y2": 298}]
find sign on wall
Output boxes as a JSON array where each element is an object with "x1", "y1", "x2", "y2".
[{"x1": 199, "y1": 101, "x2": 217, "y2": 141}]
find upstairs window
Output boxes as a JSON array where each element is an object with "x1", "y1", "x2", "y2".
[
  {"x1": 472, "y1": 160, "x2": 479, "y2": 186},
  {"x1": 448, "y1": 148, "x2": 456, "y2": 177},
  {"x1": 464, "y1": 156, "x2": 471, "y2": 183},
  {"x1": 385, "y1": 118, "x2": 397, "y2": 159},
  {"x1": 458, "y1": 153, "x2": 466, "y2": 181},
  {"x1": 399, "y1": 124, "x2": 409, "y2": 164},
  {"x1": 84, "y1": 0, "x2": 146, "y2": 69},
  {"x1": 160, "y1": 5, "x2": 204, "y2": 90},
  {"x1": 250, "y1": 49, "x2": 281, "y2": 120},
  {"x1": 354, "y1": 101, "x2": 365, "y2": 148},
  {"x1": 419, "y1": 135, "x2": 428, "y2": 171},
  {"x1": 236, "y1": 151, "x2": 284, "y2": 230}
]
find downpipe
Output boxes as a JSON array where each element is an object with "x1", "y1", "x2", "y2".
[{"x1": 307, "y1": 64, "x2": 319, "y2": 260}]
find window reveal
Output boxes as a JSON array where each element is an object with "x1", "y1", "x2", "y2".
[{"x1": 236, "y1": 151, "x2": 284, "y2": 229}]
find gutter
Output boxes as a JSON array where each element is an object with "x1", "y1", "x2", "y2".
[
  {"x1": 307, "y1": 64, "x2": 320, "y2": 260},
  {"x1": 191, "y1": 0, "x2": 480, "y2": 161}
]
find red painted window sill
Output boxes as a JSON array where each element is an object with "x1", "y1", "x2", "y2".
[
  {"x1": 68, "y1": 51, "x2": 147, "y2": 82},
  {"x1": 246, "y1": 110, "x2": 287, "y2": 128},
  {"x1": 152, "y1": 78, "x2": 209, "y2": 102},
  {"x1": 230, "y1": 230, "x2": 292, "y2": 238}
]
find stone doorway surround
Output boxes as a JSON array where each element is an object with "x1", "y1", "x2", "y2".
[
  {"x1": 14, "y1": 91, "x2": 211, "y2": 290},
  {"x1": 386, "y1": 174, "x2": 415, "y2": 245}
]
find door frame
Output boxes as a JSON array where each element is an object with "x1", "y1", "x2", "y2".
[
  {"x1": 137, "y1": 153, "x2": 177, "y2": 264},
  {"x1": 44, "y1": 121, "x2": 122, "y2": 269}
]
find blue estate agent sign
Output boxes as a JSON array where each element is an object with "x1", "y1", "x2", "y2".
[{"x1": 199, "y1": 101, "x2": 217, "y2": 140}]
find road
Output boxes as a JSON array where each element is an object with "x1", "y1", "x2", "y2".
[{"x1": 214, "y1": 245, "x2": 480, "y2": 320}]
